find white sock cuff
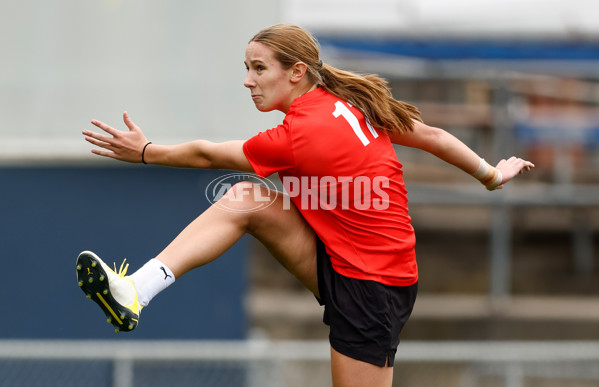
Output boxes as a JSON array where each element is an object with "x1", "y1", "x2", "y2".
[
  {"x1": 154, "y1": 258, "x2": 176, "y2": 282},
  {"x1": 130, "y1": 258, "x2": 175, "y2": 307}
]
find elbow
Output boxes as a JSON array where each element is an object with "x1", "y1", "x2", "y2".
[
  {"x1": 427, "y1": 125, "x2": 445, "y2": 141},
  {"x1": 421, "y1": 125, "x2": 448, "y2": 154},
  {"x1": 188, "y1": 140, "x2": 214, "y2": 169}
]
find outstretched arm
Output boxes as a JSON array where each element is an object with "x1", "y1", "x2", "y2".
[
  {"x1": 82, "y1": 112, "x2": 253, "y2": 172},
  {"x1": 389, "y1": 120, "x2": 534, "y2": 189}
]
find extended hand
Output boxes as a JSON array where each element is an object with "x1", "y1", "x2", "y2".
[
  {"x1": 495, "y1": 156, "x2": 535, "y2": 189},
  {"x1": 82, "y1": 112, "x2": 148, "y2": 163}
]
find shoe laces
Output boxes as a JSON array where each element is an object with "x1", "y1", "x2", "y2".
[{"x1": 112, "y1": 259, "x2": 130, "y2": 277}]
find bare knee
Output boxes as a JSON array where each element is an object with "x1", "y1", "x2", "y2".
[{"x1": 215, "y1": 182, "x2": 278, "y2": 230}]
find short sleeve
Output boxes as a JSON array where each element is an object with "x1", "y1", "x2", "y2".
[{"x1": 243, "y1": 123, "x2": 295, "y2": 178}]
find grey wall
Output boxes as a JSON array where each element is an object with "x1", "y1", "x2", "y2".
[{"x1": 0, "y1": 0, "x2": 283, "y2": 161}]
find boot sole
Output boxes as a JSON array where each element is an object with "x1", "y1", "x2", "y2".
[{"x1": 76, "y1": 251, "x2": 138, "y2": 332}]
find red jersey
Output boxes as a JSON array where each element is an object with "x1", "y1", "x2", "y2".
[{"x1": 243, "y1": 88, "x2": 417, "y2": 286}]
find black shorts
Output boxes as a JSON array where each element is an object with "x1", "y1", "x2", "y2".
[{"x1": 316, "y1": 238, "x2": 418, "y2": 367}]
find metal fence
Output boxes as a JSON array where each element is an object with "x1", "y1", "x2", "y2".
[{"x1": 1, "y1": 340, "x2": 598, "y2": 387}]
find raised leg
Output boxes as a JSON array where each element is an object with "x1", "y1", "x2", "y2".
[{"x1": 156, "y1": 181, "x2": 319, "y2": 295}]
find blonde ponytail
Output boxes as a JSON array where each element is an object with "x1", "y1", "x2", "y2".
[{"x1": 318, "y1": 64, "x2": 421, "y2": 134}]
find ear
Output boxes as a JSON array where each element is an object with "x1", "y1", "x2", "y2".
[{"x1": 289, "y1": 62, "x2": 309, "y2": 83}]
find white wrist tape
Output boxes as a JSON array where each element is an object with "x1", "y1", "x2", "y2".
[
  {"x1": 486, "y1": 170, "x2": 502, "y2": 191},
  {"x1": 472, "y1": 158, "x2": 490, "y2": 180},
  {"x1": 472, "y1": 158, "x2": 502, "y2": 190}
]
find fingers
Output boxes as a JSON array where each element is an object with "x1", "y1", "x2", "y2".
[
  {"x1": 83, "y1": 119, "x2": 121, "y2": 158},
  {"x1": 493, "y1": 156, "x2": 535, "y2": 188},
  {"x1": 83, "y1": 114, "x2": 146, "y2": 163},
  {"x1": 123, "y1": 111, "x2": 139, "y2": 132},
  {"x1": 84, "y1": 134, "x2": 113, "y2": 150},
  {"x1": 82, "y1": 129, "x2": 115, "y2": 146},
  {"x1": 91, "y1": 148, "x2": 118, "y2": 159},
  {"x1": 516, "y1": 158, "x2": 535, "y2": 173},
  {"x1": 90, "y1": 119, "x2": 119, "y2": 137},
  {"x1": 496, "y1": 157, "x2": 535, "y2": 172},
  {"x1": 84, "y1": 113, "x2": 134, "y2": 147},
  {"x1": 85, "y1": 135, "x2": 129, "y2": 161}
]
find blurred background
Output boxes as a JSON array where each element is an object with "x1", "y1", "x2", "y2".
[{"x1": 1, "y1": 0, "x2": 598, "y2": 386}]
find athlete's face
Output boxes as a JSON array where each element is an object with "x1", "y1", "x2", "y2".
[{"x1": 244, "y1": 42, "x2": 295, "y2": 113}]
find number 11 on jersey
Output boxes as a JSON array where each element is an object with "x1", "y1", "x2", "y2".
[{"x1": 332, "y1": 100, "x2": 378, "y2": 146}]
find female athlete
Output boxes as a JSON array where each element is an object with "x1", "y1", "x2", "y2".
[{"x1": 78, "y1": 24, "x2": 534, "y2": 387}]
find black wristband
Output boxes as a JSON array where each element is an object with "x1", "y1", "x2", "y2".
[{"x1": 141, "y1": 142, "x2": 152, "y2": 164}]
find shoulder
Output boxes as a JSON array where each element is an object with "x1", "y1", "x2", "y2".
[
  {"x1": 286, "y1": 88, "x2": 339, "y2": 124},
  {"x1": 289, "y1": 88, "x2": 335, "y2": 111}
]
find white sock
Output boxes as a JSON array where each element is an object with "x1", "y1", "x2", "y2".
[{"x1": 129, "y1": 258, "x2": 176, "y2": 307}]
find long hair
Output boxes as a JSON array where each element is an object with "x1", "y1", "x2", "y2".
[{"x1": 250, "y1": 24, "x2": 422, "y2": 134}]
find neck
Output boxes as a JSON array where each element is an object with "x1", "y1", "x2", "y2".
[
  {"x1": 301, "y1": 83, "x2": 318, "y2": 96},
  {"x1": 282, "y1": 83, "x2": 318, "y2": 113}
]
